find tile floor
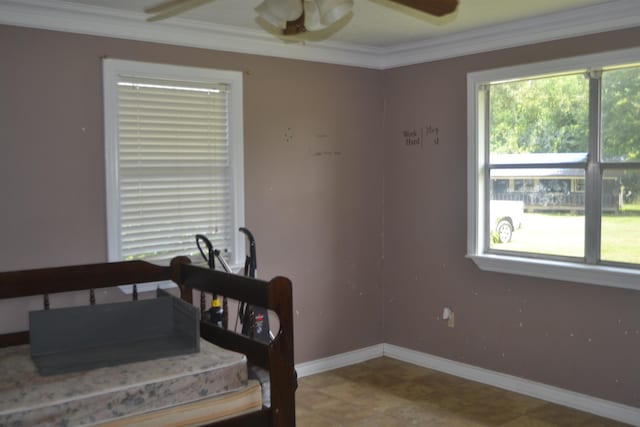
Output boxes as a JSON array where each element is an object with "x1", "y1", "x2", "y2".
[{"x1": 296, "y1": 357, "x2": 630, "y2": 426}]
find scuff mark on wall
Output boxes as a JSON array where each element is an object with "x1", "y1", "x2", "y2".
[{"x1": 283, "y1": 127, "x2": 294, "y2": 143}]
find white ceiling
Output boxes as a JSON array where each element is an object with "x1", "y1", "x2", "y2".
[
  {"x1": 45, "y1": 0, "x2": 619, "y2": 47},
  {"x1": 1, "y1": 0, "x2": 639, "y2": 68}
]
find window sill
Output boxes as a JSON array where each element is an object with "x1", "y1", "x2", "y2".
[{"x1": 468, "y1": 253, "x2": 640, "y2": 291}]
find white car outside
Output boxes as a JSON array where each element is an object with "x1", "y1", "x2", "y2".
[{"x1": 490, "y1": 200, "x2": 524, "y2": 243}]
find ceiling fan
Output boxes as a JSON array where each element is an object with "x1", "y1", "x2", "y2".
[{"x1": 145, "y1": 0, "x2": 459, "y2": 35}]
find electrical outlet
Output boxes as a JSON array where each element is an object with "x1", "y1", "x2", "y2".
[{"x1": 447, "y1": 312, "x2": 455, "y2": 328}]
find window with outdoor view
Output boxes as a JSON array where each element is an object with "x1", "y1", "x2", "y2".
[{"x1": 467, "y1": 48, "x2": 640, "y2": 289}]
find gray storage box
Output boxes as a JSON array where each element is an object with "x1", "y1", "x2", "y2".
[{"x1": 29, "y1": 289, "x2": 199, "y2": 376}]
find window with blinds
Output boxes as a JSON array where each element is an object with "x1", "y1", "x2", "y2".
[{"x1": 103, "y1": 60, "x2": 245, "y2": 267}]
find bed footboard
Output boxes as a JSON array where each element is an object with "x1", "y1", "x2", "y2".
[{"x1": 173, "y1": 259, "x2": 296, "y2": 427}]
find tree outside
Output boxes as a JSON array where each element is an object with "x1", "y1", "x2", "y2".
[{"x1": 488, "y1": 66, "x2": 640, "y2": 264}]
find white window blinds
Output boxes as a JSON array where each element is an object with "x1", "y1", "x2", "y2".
[
  {"x1": 116, "y1": 76, "x2": 233, "y2": 261},
  {"x1": 103, "y1": 59, "x2": 245, "y2": 268}
]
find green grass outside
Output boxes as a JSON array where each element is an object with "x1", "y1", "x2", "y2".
[
  {"x1": 620, "y1": 203, "x2": 640, "y2": 214},
  {"x1": 601, "y1": 214, "x2": 640, "y2": 263},
  {"x1": 492, "y1": 210, "x2": 640, "y2": 264}
]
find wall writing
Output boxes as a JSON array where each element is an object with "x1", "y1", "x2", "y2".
[
  {"x1": 310, "y1": 131, "x2": 342, "y2": 158},
  {"x1": 402, "y1": 124, "x2": 440, "y2": 148}
]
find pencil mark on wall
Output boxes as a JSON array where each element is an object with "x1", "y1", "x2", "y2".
[
  {"x1": 310, "y1": 130, "x2": 342, "y2": 158},
  {"x1": 402, "y1": 124, "x2": 440, "y2": 148},
  {"x1": 312, "y1": 151, "x2": 342, "y2": 157}
]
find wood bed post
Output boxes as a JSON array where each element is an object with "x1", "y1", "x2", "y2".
[
  {"x1": 267, "y1": 276, "x2": 296, "y2": 427},
  {"x1": 170, "y1": 256, "x2": 193, "y2": 303}
]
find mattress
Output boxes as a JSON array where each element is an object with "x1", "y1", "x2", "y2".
[
  {"x1": 0, "y1": 339, "x2": 261, "y2": 426},
  {"x1": 97, "y1": 380, "x2": 262, "y2": 427}
]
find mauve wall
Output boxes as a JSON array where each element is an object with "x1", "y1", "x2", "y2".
[
  {"x1": 382, "y1": 27, "x2": 640, "y2": 407},
  {"x1": 2, "y1": 20, "x2": 640, "y2": 408},
  {"x1": 0, "y1": 25, "x2": 385, "y2": 363}
]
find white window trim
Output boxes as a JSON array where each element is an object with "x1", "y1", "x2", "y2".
[
  {"x1": 467, "y1": 47, "x2": 640, "y2": 291},
  {"x1": 103, "y1": 59, "x2": 245, "y2": 288}
]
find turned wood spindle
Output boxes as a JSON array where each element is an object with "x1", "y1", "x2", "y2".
[
  {"x1": 200, "y1": 291, "x2": 206, "y2": 318},
  {"x1": 222, "y1": 296, "x2": 228, "y2": 329}
]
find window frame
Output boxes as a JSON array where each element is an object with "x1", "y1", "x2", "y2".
[
  {"x1": 467, "y1": 47, "x2": 640, "y2": 291},
  {"x1": 103, "y1": 59, "x2": 246, "y2": 272}
]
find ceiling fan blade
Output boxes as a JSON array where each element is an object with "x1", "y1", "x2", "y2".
[
  {"x1": 145, "y1": 0, "x2": 215, "y2": 22},
  {"x1": 389, "y1": 0, "x2": 458, "y2": 17}
]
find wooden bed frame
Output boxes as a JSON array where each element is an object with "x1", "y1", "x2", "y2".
[{"x1": 0, "y1": 256, "x2": 296, "y2": 427}]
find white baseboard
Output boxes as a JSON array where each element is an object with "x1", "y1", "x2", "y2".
[
  {"x1": 383, "y1": 344, "x2": 640, "y2": 426},
  {"x1": 296, "y1": 343, "x2": 640, "y2": 426},
  {"x1": 295, "y1": 344, "x2": 383, "y2": 378}
]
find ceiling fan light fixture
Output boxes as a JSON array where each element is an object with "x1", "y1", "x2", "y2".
[
  {"x1": 146, "y1": 0, "x2": 458, "y2": 36},
  {"x1": 255, "y1": 0, "x2": 304, "y2": 29},
  {"x1": 304, "y1": 0, "x2": 353, "y2": 31}
]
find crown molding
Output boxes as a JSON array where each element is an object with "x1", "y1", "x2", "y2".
[
  {"x1": 0, "y1": 0, "x2": 639, "y2": 70},
  {"x1": 380, "y1": 0, "x2": 640, "y2": 68},
  {"x1": 0, "y1": 0, "x2": 384, "y2": 68}
]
